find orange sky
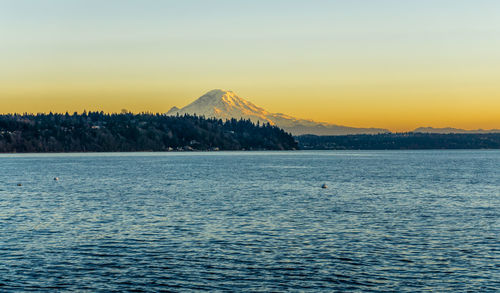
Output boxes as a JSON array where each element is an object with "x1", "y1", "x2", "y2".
[{"x1": 1, "y1": 0, "x2": 499, "y2": 132}]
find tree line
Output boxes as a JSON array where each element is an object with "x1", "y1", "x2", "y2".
[
  {"x1": 0, "y1": 112, "x2": 298, "y2": 152},
  {"x1": 297, "y1": 133, "x2": 500, "y2": 150}
]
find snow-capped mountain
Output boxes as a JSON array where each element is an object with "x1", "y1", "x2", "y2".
[{"x1": 166, "y1": 89, "x2": 389, "y2": 135}]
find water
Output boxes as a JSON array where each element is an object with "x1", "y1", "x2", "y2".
[{"x1": 0, "y1": 150, "x2": 499, "y2": 292}]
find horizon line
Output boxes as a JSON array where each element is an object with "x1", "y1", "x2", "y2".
[{"x1": 1, "y1": 111, "x2": 499, "y2": 133}]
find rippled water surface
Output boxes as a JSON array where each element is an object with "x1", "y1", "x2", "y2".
[{"x1": 0, "y1": 150, "x2": 499, "y2": 292}]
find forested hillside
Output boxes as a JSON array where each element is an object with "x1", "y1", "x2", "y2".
[
  {"x1": 0, "y1": 112, "x2": 297, "y2": 152},
  {"x1": 298, "y1": 133, "x2": 500, "y2": 150}
]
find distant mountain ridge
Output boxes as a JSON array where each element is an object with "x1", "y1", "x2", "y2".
[
  {"x1": 413, "y1": 127, "x2": 500, "y2": 134},
  {"x1": 167, "y1": 89, "x2": 389, "y2": 135}
]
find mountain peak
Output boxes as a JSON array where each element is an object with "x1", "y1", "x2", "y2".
[
  {"x1": 167, "y1": 89, "x2": 272, "y2": 124},
  {"x1": 191, "y1": 89, "x2": 260, "y2": 111},
  {"x1": 166, "y1": 89, "x2": 389, "y2": 135},
  {"x1": 200, "y1": 89, "x2": 239, "y2": 103},
  {"x1": 205, "y1": 89, "x2": 234, "y2": 96}
]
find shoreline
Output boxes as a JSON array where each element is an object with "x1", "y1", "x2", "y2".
[{"x1": 1, "y1": 148, "x2": 500, "y2": 155}]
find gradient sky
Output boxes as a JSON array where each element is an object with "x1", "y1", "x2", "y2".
[{"x1": 1, "y1": 0, "x2": 499, "y2": 131}]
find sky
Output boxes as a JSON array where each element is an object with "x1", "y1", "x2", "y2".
[{"x1": 1, "y1": 0, "x2": 499, "y2": 131}]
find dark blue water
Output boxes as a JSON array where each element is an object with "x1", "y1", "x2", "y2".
[{"x1": 0, "y1": 151, "x2": 499, "y2": 292}]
